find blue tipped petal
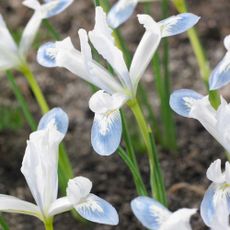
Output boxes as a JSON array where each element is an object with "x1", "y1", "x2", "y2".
[
  {"x1": 75, "y1": 194, "x2": 119, "y2": 225},
  {"x1": 38, "y1": 108, "x2": 69, "y2": 135},
  {"x1": 37, "y1": 42, "x2": 57, "y2": 68},
  {"x1": 200, "y1": 184, "x2": 216, "y2": 227},
  {"x1": 131, "y1": 196, "x2": 171, "y2": 230},
  {"x1": 107, "y1": 0, "x2": 138, "y2": 28},
  {"x1": 169, "y1": 89, "x2": 203, "y2": 117},
  {"x1": 44, "y1": 0, "x2": 73, "y2": 18},
  {"x1": 209, "y1": 53, "x2": 230, "y2": 90},
  {"x1": 159, "y1": 13, "x2": 200, "y2": 37},
  {"x1": 91, "y1": 111, "x2": 122, "y2": 156}
]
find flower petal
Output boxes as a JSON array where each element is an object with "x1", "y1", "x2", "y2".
[
  {"x1": 0, "y1": 195, "x2": 42, "y2": 220},
  {"x1": 74, "y1": 194, "x2": 119, "y2": 225},
  {"x1": 19, "y1": 12, "x2": 42, "y2": 56},
  {"x1": 48, "y1": 197, "x2": 73, "y2": 216},
  {"x1": 89, "y1": 7, "x2": 132, "y2": 90},
  {"x1": 66, "y1": 177, "x2": 92, "y2": 204},
  {"x1": 131, "y1": 196, "x2": 171, "y2": 230},
  {"x1": 200, "y1": 184, "x2": 217, "y2": 227},
  {"x1": 91, "y1": 110, "x2": 122, "y2": 156},
  {"x1": 224, "y1": 35, "x2": 230, "y2": 51},
  {"x1": 21, "y1": 121, "x2": 63, "y2": 214},
  {"x1": 42, "y1": 0, "x2": 73, "y2": 18},
  {"x1": 163, "y1": 208, "x2": 196, "y2": 230},
  {"x1": 206, "y1": 159, "x2": 225, "y2": 184},
  {"x1": 37, "y1": 42, "x2": 57, "y2": 67},
  {"x1": 37, "y1": 37, "x2": 123, "y2": 94},
  {"x1": 107, "y1": 0, "x2": 138, "y2": 28},
  {"x1": 129, "y1": 14, "x2": 161, "y2": 91},
  {"x1": 38, "y1": 107, "x2": 69, "y2": 136},
  {"x1": 89, "y1": 90, "x2": 127, "y2": 114},
  {"x1": 158, "y1": 13, "x2": 200, "y2": 38},
  {"x1": 209, "y1": 52, "x2": 230, "y2": 90},
  {"x1": 169, "y1": 89, "x2": 203, "y2": 117}
]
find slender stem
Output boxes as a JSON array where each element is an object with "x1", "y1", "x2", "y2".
[
  {"x1": 43, "y1": 19, "x2": 61, "y2": 40},
  {"x1": 118, "y1": 147, "x2": 148, "y2": 195},
  {"x1": 128, "y1": 99, "x2": 167, "y2": 204},
  {"x1": 6, "y1": 70, "x2": 37, "y2": 131},
  {"x1": 172, "y1": 0, "x2": 220, "y2": 109},
  {"x1": 44, "y1": 218, "x2": 54, "y2": 230},
  {"x1": 20, "y1": 65, "x2": 49, "y2": 114}
]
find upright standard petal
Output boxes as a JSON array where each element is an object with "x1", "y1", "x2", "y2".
[
  {"x1": 129, "y1": 14, "x2": 161, "y2": 91},
  {"x1": 0, "y1": 195, "x2": 42, "y2": 220},
  {"x1": 206, "y1": 159, "x2": 225, "y2": 184},
  {"x1": 158, "y1": 13, "x2": 200, "y2": 38},
  {"x1": 21, "y1": 122, "x2": 63, "y2": 215},
  {"x1": 89, "y1": 7, "x2": 132, "y2": 91},
  {"x1": 19, "y1": 12, "x2": 43, "y2": 56},
  {"x1": 107, "y1": 0, "x2": 138, "y2": 28},
  {"x1": 89, "y1": 91, "x2": 126, "y2": 156},
  {"x1": 209, "y1": 52, "x2": 230, "y2": 90},
  {"x1": 74, "y1": 194, "x2": 119, "y2": 225},
  {"x1": 131, "y1": 196, "x2": 171, "y2": 230},
  {"x1": 224, "y1": 35, "x2": 230, "y2": 51},
  {"x1": 38, "y1": 107, "x2": 69, "y2": 136},
  {"x1": 169, "y1": 89, "x2": 203, "y2": 117}
]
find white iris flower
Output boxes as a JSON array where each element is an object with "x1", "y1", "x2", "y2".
[
  {"x1": 209, "y1": 35, "x2": 230, "y2": 90},
  {"x1": 200, "y1": 159, "x2": 230, "y2": 229},
  {"x1": 170, "y1": 89, "x2": 230, "y2": 154},
  {"x1": 37, "y1": 6, "x2": 199, "y2": 156},
  {"x1": 0, "y1": 0, "x2": 73, "y2": 71},
  {"x1": 0, "y1": 108, "x2": 119, "y2": 226},
  {"x1": 131, "y1": 196, "x2": 196, "y2": 230}
]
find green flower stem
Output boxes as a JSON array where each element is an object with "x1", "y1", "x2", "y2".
[
  {"x1": 118, "y1": 147, "x2": 147, "y2": 195},
  {"x1": 44, "y1": 218, "x2": 54, "y2": 230},
  {"x1": 128, "y1": 99, "x2": 167, "y2": 205},
  {"x1": 20, "y1": 65, "x2": 49, "y2": 114},
  {"x1": 172, "y1": 0, "x2": 220, "y2": 109},
  {"x1": 19, "y1": 64, "x2": 73, "y2": 191},
  {"x1": 43, "y1": 19, "x2": 61, "y2": 40},
  {"x1": 6, "y1": 70, "x2": 37, "y2": 131}
]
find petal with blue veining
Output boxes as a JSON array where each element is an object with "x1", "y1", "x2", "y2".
[
  {"x1": 131, "y1": 196, "x2": 171, "y2": 230},
  {"x1": 74, "y1": 194, "x2": 119, "y2": 225},
  {"x1": 169, "y1": 89, "x2": 203, "y2": 117},
  {"x1": 159, "y1": 13, "x2": 200, "y2": 38},
  {"x1": 91, "y1": 110, "x2": 122, "y2": 156},
  {"x1": 37, "y1": 42, "x2": 57, "y2": 67},
  {"x1": 209, "y1": 53, "x2": 230, "y2": 90},
  {"x1": 107, "y1": 0, "x2": 138, "y2": 28},
  {"x1": 38, "y1": 107, "x2": 69, "y2": 135}
]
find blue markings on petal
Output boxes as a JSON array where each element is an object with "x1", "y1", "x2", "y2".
[
  {"x1": 200, "y1": 184, "x2": 216, "y2": 227},
  {"x1": 45, "y1": 0, "x2": 73, "y2": 18},
  {"x1": 107, "y1": 0, "x2": 138, "y2": 28},
  {"x1": 159, "y1": 13, "x2": 200, "y2": 38},
  {"x1": 91, "y1": 110, "x2": 122, "y2": 156},
  {"x1": 75, "y1": 194, "x2": 119, "y2": 225},
  {"x1": 37, "y1": 42, "x2": 57, "y2": 68},
  {"x1": 169, "y1": 89, "x2": 203, "y2": 117},
  {"x1": 131, "y1": 196, "x2": 171, "y2": 230},
  {"x1": 38, "y1": 107, "x2": 69, "y2": 135},
  {"x1": 209, "y1": 54, "x2": 230, "y2": 90}
]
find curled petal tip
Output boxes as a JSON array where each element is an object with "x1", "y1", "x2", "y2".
[
  {"x1": 170, "y1": 89, "x2": 203, "y2": 117},
  {"x1": 44, "y1": 0, "x2": 74, "y2": 18},
  {"x1": 38, "y1": 107, "x2": 69, "y2": 135},
  {"x1": 107, "y1": 0, "x2": 137, "y2": 28},
  {"x1": 37, "y1": 42, "x2": 57, "y2": 67}
]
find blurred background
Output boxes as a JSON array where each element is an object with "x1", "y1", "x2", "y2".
[{"x1": 0, "y1": 0, "x2": 229, "y2": 229}]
